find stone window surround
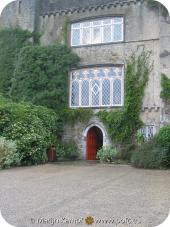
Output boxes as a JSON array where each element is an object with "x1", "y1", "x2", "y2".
[
  {"x1": 69, "y1": 64, "x2": 124, "y2": 108},
  {"x1": 70, "y1": 15, "x2": 124, "y2": 47}
]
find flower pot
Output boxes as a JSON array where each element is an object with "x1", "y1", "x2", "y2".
[{"x1": 47, "y1": 145, "x2": 56, "y2": 162}]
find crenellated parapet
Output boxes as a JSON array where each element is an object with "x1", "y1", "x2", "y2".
[{"x1": 40, "y1": 0, "x2": 143, "y2": 17}]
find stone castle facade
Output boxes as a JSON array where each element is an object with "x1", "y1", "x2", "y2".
[{"x1": 0, "y1": 0, "x2": 170, "y2": 159}]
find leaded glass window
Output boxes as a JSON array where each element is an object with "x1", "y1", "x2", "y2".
[
  {"x1": 140, "y1": 125, "x2": 156, "y2": 141},
  {"x1": 70, "y1": 66, "x2": 124, "y2": 108},
  {"x1": 82, "y1": 27, "x2": 91, "y2": 45},
  {"x1": 71, "y1": 81, "x2": 79, "y2": 106},
  {"x1": 81, "y1": 80, "x2": 89, "y2": 106},
  {"x1": 102, "y1": 79, "x2": 110, "y2": 105},
  {"x1": 113, "y1": 79, "x2": 121, "y2": 105},
  {"x1": 71, "y1": 17, "x2": 124, "y2": 46},
  {"x1": 114, "y1": 23, "x2": 123, "y2": 41}
]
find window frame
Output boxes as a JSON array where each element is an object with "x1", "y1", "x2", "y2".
[
  {"x1": 140, "y1": 124, "x2": 156, "y2": 141},
  {"x1": 69, "y1": 65, "x2": 124, "y2": 109},
  {"x1": 71, "y1": 16, "x2": 124, "y2": 47}
]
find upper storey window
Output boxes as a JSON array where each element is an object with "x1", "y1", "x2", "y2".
[{"x1": 71, "y1": 17, "x2": 124, "y2": 46}]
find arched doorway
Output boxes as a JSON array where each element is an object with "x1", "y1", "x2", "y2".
[{"x1": 86, "y1": 126, "x2": 103, "y2": 160}]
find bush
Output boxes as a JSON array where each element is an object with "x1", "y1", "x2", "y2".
[
  {"x1": 156, "y1": 125, "x2": 170, "y2": 167},
  {"x1": 56, "y1": 144, "x2": 66, "y2": 161},
  {"x1": 118, "y1": 144, "x2": 137, "y2": 161},
  {"x1": 0, "y1": 95, "x2": 60, "y2": 166},
  {"x1": 131, "y1": 139, "x2": 168, "y2": 169},
  {"x1": 156, "y1": 125, "x2": 170, "y2": 150},
  {"x1": 97, "y1": 146, "x2": 118, "y2": 163},
  {"x1": 0, "y1": 137, "x2": 20, "y2": 168},
  {"x1": 56, "y1": 140, "x2": 80, "y2": 161},
  {"x1": 65, "y1": 140, "x2": 80, "y2": 160},
  {"x1": 131, "y1": 125, "x2": 170, "y2": 169}
]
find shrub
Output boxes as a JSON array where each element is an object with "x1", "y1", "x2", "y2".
[
  {"x1": 131, "y1": 139, "x2": 168, "y2": 169},
  {"x1": 56, "y1": 144, "x2": 67, "y2": 161},
  {"x1": 156, "y1": 125, "x2": 170, "y2": 150},
  {"x1": 97, "y1": 146, "x2": 118, "y2": 163},
  {"x1": 64, "y1": 140, "x2": 80, "y2": 160},
  {"x1": 118, "y1": 144, "x2": 137, "y2": 161},
  {"x1": 0, "y1": 95, "x2": 60, "y2": 166},
  {"x1": 0, "y1": 137, "x2": 20, "y2": 168},
  {"x1": 156, "y1": 125, "x2": 170, "y2": 167},
  {"x1": 56, "y1": 140, "x2": 80, "y2": 161}
]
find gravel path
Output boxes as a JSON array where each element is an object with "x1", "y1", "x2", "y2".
[{"x1": 0, "y1": 162, "x2": 169, "y2": 227}]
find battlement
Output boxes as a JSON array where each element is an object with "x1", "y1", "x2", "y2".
[{"x1": 39, "y1": 0, "x2": 140, "y2": 16}]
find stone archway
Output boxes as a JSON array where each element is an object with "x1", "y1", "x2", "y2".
[{"x1": 82, "y1": 122, "x2": 109, "y2": 159}]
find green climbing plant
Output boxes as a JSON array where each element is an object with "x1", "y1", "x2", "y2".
[
  {"x1": 97, "y1": 49, "x2": 153, "y2": 144},
  {"x1": 0, "y1": 27, "x2": 33, "y2": 94},
  {"x1": 58, "y1": 16, "x2": 70, "y2": 44},
  {"x1": 161, "y1": 73, "x2": 170, "y2": 101},
  {"x1": 63, "y1": 108, "x2": 93, "y2": 125}
]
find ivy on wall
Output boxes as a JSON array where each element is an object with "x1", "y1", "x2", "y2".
[
  {"x1": 97, "y1": 49, "x2": 152, "y2": 144},
  {"x1": 0, "y1": 28, "x2": 33, "y2": 94},
  {"x1": 161, "y1": 73, "x2": 170, "y2": 101},
  {"x1": 63, "y1": 108, "x2": 93, "y2": 125},
  {"x1": 10, "y1": 44, "x2": 79, "y2": 112},
  {"x1": 58, "y1": 16, "x2": 70, "y2": 45},
  {"x1": 0, "y1": 27, "x2": 93, "y2": 128}
]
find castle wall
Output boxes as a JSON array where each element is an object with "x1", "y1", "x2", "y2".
[
  {"x1": 159, "y1": 12, "x2": 170, "y2": 124},
  {"x1": 0, "y1": 1, "x2": 18, "y2": 28},
  {"x1": 1, "y1": 0, "x2": 170, "y2": 158},
  {"x1": 62, "y1": 116, "x2": 112, "y2": 159},
  {"x1": 38, "y1": 1, "x2": 165, "y2": 156},
  {"x1": 38, "y1": 1, "x2": 161, "y2": 110},
  {"x1": 0, "y1": 0, "x2": 37, "y2": 32}
]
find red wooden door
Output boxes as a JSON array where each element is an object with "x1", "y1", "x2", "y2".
[{"x1": 86, "y1": 128, "x2": 97, "y2": 160}]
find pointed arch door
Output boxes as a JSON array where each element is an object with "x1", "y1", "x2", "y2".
[{"x1": 86, "y1": 126, "x2": 103, "y2": 160}]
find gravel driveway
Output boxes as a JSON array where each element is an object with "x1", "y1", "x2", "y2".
[{"x1": 0, "y1": 162, "x2": 169, "y2": 227}]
